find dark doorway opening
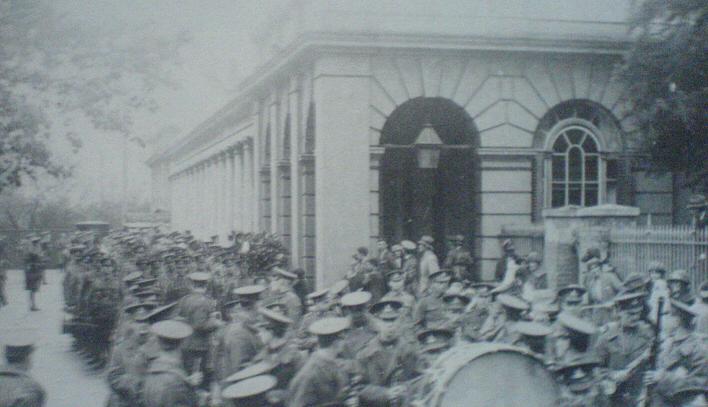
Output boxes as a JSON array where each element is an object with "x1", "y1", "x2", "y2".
[{"x1": 379, "y1": 97, "x2": 479, "y2": 260}]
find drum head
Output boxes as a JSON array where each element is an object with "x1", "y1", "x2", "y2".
[{"x1": 424, "y1": 343, "x2": 560, "y2": 407}]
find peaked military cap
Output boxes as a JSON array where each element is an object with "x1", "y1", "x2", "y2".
[
  {"x1": 614, "y1": 290, "x2": 646, "y2": 309},
  {"x1": 470, "y1": 282, "x2": 497, "y2": 291},
  {"x1": 136, "y1": 278, "x2": 158, "y2": 287},
  {"x1": 429, "y1": 269, "x2": 452, "y2": 283},
  {"x1": 623, "y1": 272, "x2": 650, "y2": 292},
  {"x1": 340, "y1": 291, "x2": 372, "y2": 307},
  {"x1": 497, "y1": 293, "x2": 529, "y2": 311},
  {"x1": 3, "y1": 329, "x2": 36, "y2": 360},
  {"x1": 558, "y1": 312, "x2": 597, "y2": 336},
  {"x1": 418, "y1": 235, "x2": 434, "y2": 246},
  {"x1": 370, "y1": 300, "x2": 403, "y2": 320},
  {"x1": 558, "y1": 285, "x2": 586, "y2": 302},
  {"x1": 258, "y1": 307, "x2": 293, "y2": 325},
  {"x1": 224, "y1": 360, "x2": 275, "y2": 384},
  {"x1": 443, "y1": 291, "x2": 470, "y2": 307},
  {"x1": 123, "y1": 271, "x2": 143, "y2": 284},
  {"x1": 187, "y1": 272, "x2": 211, "y2": 282},
  {"x1": 233, "y1": 285, "x2": 266, "y2": 297},
  {"x1": 667, "y1": 269, "x2": 690, "y2": 284},
  {"x1": 223, "y1": 298, "x2": 241, "y2": 309},
  {"x1": 123, "y1": 301, "x2": 157, "y2": 314},
  {"x1": 555, "y1": 356, "x2": 600, "y2": 390},
  {"x1": 271, "y1": 267, "x2": 297, "y2": 280},
  {"x1": 514, "y1": 321, "x2": 553, "y2": 337},
  {"x1": 307, "y1": 288, "x2": 329, "y2": 302},
  {"x1": 400, "y1": 240, "x2": 416, "y2": 251},
  {"x1": 150, "y1": 319, "x2": 193, "y2": 340},
  {"x1": 386, "y1": 269, "x2": 404, "y2": 282},
  {"x1": 647, "y1": 261, "x2": 667, "y2": 274},
  {"x1": 391, "y1": 244, "x2": 403, "y2": 252},
  {"x1": 668, "y1": 385, "x2": 707, "y2": 404},
  {"x1": 328, "y1": 280, "x2": 349, "y2": 297},
  {"x1": 533, "y1": 301, "x2": 560, "y2": 316},
  {"x1": 136, "y1": 301, "x2": 178, "y2": 324},
  {"x1": 222, "y1": 374, "x2": 278, "y2": 401},
  {"x1": 417, "y1": 328, "x2": 454, "y2": 353},
  {"x1": 308, "y1": 317, "x2": 350, "y2": 336}
]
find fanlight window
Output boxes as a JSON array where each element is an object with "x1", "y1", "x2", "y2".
[{"x1": 550, "y1": 125, "x2": 600, "y2": 207}]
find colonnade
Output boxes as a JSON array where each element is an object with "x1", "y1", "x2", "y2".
[{"x1": 169, "y1": 139, "x2": 256, "y2": 241}]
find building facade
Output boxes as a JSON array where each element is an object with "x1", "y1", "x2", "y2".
[{"x1": 148, "y1": 0, "x2": 690, "y2": 288}]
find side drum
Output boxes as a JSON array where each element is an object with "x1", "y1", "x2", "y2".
[{"x1": 413, "y1": 342, "x2": 560, "y2": 407}]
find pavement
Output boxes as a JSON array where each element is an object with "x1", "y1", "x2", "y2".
[{"x1": 0, "y1": 269, "x2": 109, "y2": 407}]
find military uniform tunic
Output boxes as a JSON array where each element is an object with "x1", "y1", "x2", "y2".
[
  {"x1": 142, "y1": 355, "x2": 198, "y2": 407},
  {"x1": 0, "y1": 366, "x2": 45, "y2": 407},
  {"x1": 355, "y1": 338, "x2": 419, "y2": 406},
  {"x1": 106, "y1": 335, "x2": 152, "y2": 407},
  {"x1": 413, "y1": 293, "x2": 447, "y2": 330},
  {"x1": 595, "y1": 321, "x2": 653, "y2": 406},
  {"x1": 287, "y1": 349, "x2": 350, "y2": 407}
]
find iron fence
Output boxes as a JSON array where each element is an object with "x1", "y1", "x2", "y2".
[{"x1": 609, "y1": 225, "x2": 708, "y2": 291}]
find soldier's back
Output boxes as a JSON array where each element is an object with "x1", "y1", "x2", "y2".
[
  {"x1": 0, "y1": 366, "x2": 45, "y2": 407},
  {"x1": 142, "y1": 357, "x2": 197, "y2": 407}
]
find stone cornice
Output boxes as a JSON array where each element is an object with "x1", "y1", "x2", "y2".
[{"x1": 152, "y1": 30, "x2": 631, "y2": 166}]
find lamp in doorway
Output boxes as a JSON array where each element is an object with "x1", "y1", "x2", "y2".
[{"x1": 413, "y1": 122, "x2": 443, "y2": 169}]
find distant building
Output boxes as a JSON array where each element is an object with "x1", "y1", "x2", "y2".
[{"x1": 148, "y1": 0, "x2": 692, "y2": 287}]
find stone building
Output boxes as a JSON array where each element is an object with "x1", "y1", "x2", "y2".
[{"x1": 148, "y1": 0, "x2": 691, "y2": 287}]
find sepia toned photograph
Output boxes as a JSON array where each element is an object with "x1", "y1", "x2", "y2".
[{"x1": 0, "y1": 1, "x2": 706, "y2": 406}]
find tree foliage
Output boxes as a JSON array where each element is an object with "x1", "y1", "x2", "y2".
[
  {"x1": 0, "y1": 0, "x2": 189, "y2": 193},
  {"x1": 620, "y1": 0, "x2": 708, "y2": 191}
]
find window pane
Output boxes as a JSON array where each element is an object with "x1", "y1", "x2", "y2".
[
  {"x1": 568, "y1": 183, "x2": 582, "y2": 205},
  {"x1": 582, "y1": 135, "x2": 598, "y2": 152},
  {"x1": 585, "y1": 184, "x2": 598, "y2": 206},
  {"x1": 553, "y1": 135, "x2": 568, "y2": 152},
  {"x1": 552, "y1": 155, "x2": 565, "y2": 180},
  {"x1": 552, "y1": 184, "x2": 566, "y2": 207},
  {"x1": 566, "y1": 129, "x2": 584, "y2": 145},
  {"x1": 586, "y1": 155, "x2": 598, "y2": 181},
  {"x1": 568, "y1": 147, "x2": 582, "y2": 181}
]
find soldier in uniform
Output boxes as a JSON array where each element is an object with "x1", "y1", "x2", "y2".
[
  {"x1": 105, "y1": 303, "x2": 154, "y2": 407},
  {"x1": 417, "y1": 235, "x2": 440, "y2": 295},
  {"x1": 441, "y1": 288, "x2": 470, "y2": 333},
  {"x1": 595, "y1": 291, "x2": 654, "y2": 406},
  {"x1": 355, "y1": 300, "x2": 419, "y2": 406},
  {"x1": 265, "y1": 267, "x2": 303, "y2": 323},
  {"x1": 402, "y1": 328, "x2": 454, "y2": 406},
  {"x1": 667, "y1": 269, "x2": 693, "y2": 303},
  {"x1": 413, "y1": 269, "x2": 451, "y2": 330},
  {"x1": 339, "y1": 291, "x2": 376, "y2": 360},
  {"x1": 0, "y1": 333, "x2": 45, "y2": 407},
  {"x1": 142, "y1": 320, "x2": 202, "y2": 407},
  {"x1": 287, "y1": 317, "x2": 352, "y2": 407},
  {"x1": 644, "y1": 299, "x2": 708, "y2": 407},
  {"x1": 479, "y1": 293, "x2": 529, "y2": 343},
  {"x1": 23, "y1": 236, "x2": 44, "y2": 311},
  {"x1": 175, "y1": 272, "x2": 221, "y2": 387},
  {"x1": 254, "y1": 306, "x2": 305, "y2": 398},
  {"x1": 297, "y1": 288, "x2": 333, "y2": 350},
  {"x1": 555, "y1": 357, "x2": 609, "y2": 407},
  {"x1": 551, "y1": 312, "x2": 597, "y2": 367},
  {"x1": 376, "y1": 239, "x2": 397, "y2": 275},
  {"x1": 512, "y1": 321, "x2": 552, "y2": 358},
  {"x1": 460, "y1": 282, "x2": 496, "y2": 342},
  {"x1": 380, "y1": 269, "x2": 415, "y2": 317},
  {"x1": 443, "y1": 235, "x2": 475, "y2": 284},
  {"x1": 558, "y1": 285, "x2": 587, "y2": 316},
  {"x1": 214, "y1": 285, "x2": 266, "y2": 382},
  {"x1": 221, "y1": 374, "x2": 278, "y2": 407}
]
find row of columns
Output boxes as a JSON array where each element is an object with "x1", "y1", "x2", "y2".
[{"x1": 169, "y1": 139, "x2": 255, "y2": 241}]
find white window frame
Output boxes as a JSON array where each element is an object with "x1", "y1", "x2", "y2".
[{"x1": 543, "y1": 118, "x2": 608, "y2": 208}]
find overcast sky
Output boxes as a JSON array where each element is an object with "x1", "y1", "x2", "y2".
[{"x1": 16, "y1": 0, "x2": 286, "y2": 206}]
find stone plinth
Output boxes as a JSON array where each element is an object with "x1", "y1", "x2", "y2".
[{"x1": 543, "y1": 204, "x2": 640, "y2": 288}]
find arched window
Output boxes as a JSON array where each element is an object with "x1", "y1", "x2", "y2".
[{"x1": 550, "y1": 125, "x2": 600, "y2": 207}]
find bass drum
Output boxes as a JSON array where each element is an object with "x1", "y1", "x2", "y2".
[{"x1": 414, "y1": 342, "x2": 560, "y2": 407}]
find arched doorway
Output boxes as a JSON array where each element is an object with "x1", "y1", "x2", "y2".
[{"x1": 379, "y1": 97, "x2": 479, "y2": 259}]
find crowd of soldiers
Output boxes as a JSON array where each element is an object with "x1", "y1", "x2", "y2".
[{"x1": 2, "y1": 223, "x2": 708, "y2": 406}]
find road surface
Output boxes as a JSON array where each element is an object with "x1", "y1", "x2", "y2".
[{"x1": 0, "y1": 269, "x2": 109, "y2": 407}]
